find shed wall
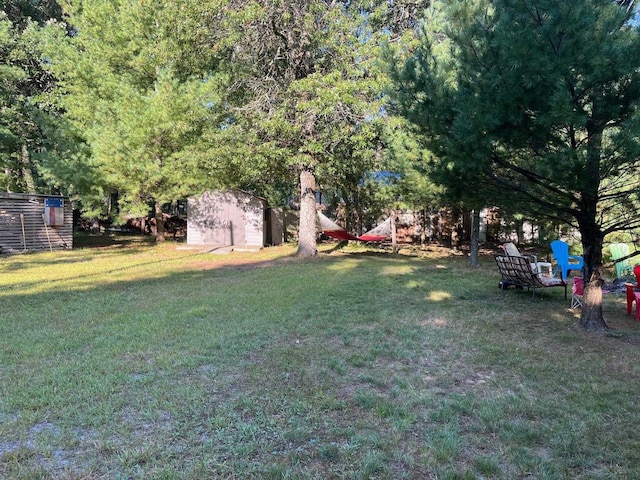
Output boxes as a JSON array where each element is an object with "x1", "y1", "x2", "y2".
[
  {"x1": 0, "y1": 194, "x2": 73, "y2": 253},
  {"x1": 266, "y1": 208, "x2": 284, "y2": 246},
  {"x1": 187, "y1": 190, "x2": 267, "y2": 247},
  {"x1": 242, "y1": 195, "x2": 266, "y2": 247}
]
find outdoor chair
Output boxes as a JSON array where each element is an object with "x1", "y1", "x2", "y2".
[
  {"x1": 571, "y1": 277, "x2": 584, "y2": 309},
  {"x1": 502, "y1": 242, "x2": 552, "y2": 277},
  {"x1": 609, "y1": 243, "x2": 631, "y2": 278},
  {"x1": 570, "y1": 277, "x2": 610, "y2": 309},
  {"x1": 624, "y1": 264, "x2": 640, "y2": 321},
  {"x1": 550, "y1": 240, "x2": 584, "y2": 280},
  {"x1": 495, "y1": 254, "x2": 567, "y2": 299}
]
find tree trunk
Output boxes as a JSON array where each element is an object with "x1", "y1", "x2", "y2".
[
  {"x1": 91, "y1": 217, "x2": 100, "y2": 233},
  {"x1": 420, "y1": 208, "x2": 428, "y2": 245},
  {"x1": 469, "y1": 209, "x2": 480, "y2": 267},
  {"x1": 515, "y1": 218, "x2": 524, "y2": 244},
  {"x1": 450, "y1": 205, "x2": 461, "y2": 249},
  {"x1": 391, "y1": 210, "x2": 398, "y2": 254},
  {"x1": 154, "y1": 202, "x2": 165, "y2": 242},
  {"x1": 353, "y1": 188, "x2": 363, "y2": 236},
  {"x1": 581, "y1": 274, "x2": 605, "y2": 330},
  {"x1": 296, "y1": 168, "x2": 317, "y2": 257},
  {"x1": 579, "y1": 116, "x2": 607, "y2": 331},
  {"x1": 579, "y1": 226, "x2": 607, "y2": 331},
  {"x1": 341, "y1": 188, "x2": 353, "y2": 233},
  {"x1": 21, "y1": 145, "x2": 36, "y2": 194}
]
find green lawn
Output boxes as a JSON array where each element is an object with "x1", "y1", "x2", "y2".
[{"x1": 1, "y1": 236, "x2": 639, "y2": 479}]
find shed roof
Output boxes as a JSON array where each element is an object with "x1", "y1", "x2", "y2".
[{"x1": 0, "y1": 192, "x2": 68, "y2": 201}]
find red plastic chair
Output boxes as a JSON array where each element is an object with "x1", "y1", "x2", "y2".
[
  {"x1": 572, "y1": 277, "x2": 610, "y2": 310},
  {"x1": 571, "y1": 277, "x2": 584, "y2": 309},
  {"x1": 624, "y1": 265, "x2": 640, "y2": 321}
]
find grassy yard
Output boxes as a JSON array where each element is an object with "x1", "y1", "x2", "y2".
[{"x1": 1, "y1": 236, "x2": 639, "y2": 479}]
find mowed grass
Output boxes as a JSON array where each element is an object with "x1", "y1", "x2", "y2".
[{"x1": 1, "y1": 236, "x2": 639, "y2": 479}]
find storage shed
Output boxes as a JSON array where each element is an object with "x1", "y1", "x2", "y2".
[
  {"x1": 187, "y1": 190, "x2": 284, "y2": 248},
  {"x1": 0, "y1": 193, "x2": 73, "y2": 254}
]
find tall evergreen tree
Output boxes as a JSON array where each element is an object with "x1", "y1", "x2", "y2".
[
  {"x1": 43, "y1": 0, "x2": 233, "y2": 239},
  {"x1": 390, "y1": 0, "x2": 640, "y2": 330}
]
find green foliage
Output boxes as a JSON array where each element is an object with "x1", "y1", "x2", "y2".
[
  {"x1": 216, "y1": 1, "x2": 405, "y2": 253},
  {"x1": 39, "y1": 0, "x2": 414, "y2": 231},
  {"x1": 0, "y1": 4, "x2": 69, "y2": 194},
  {"x1": 389, "y1": 0, "x2": 640, "y2": 324},
  {"x1": 227, "y1": 1, "x2": 389, "y2": 177},
  {"x1": 0, "y1": 0, "x2": 483, "y2": 241},
  {"x1": 0, "y1": 17, "x2": 24, "y2": 161},
  {"x1": 381, "y1": 117, "x2": 444, "y2": 210},
  {"x1": 389, "y1": 0, "x2": 640, "y2": 328},
  {"x1": 391, "y1": 0, "x2": 640, "y2": 228},
  {"x1": 43, "y1": 0, "x2": 234, "y2": 219}
]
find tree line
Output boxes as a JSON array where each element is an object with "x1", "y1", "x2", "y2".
[
  {"x1": 1, "y1": 0, "x2": 431, "y2": 250},
  {"x1": 1, "y1": 0, "x2": 639, "y2": 330}
]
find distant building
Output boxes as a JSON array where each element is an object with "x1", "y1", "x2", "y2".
[{"x1": 0, "y1": 193, "x2": 73, "y2": 254}]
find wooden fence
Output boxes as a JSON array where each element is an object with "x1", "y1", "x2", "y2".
[{"x1": 0, "y1": 193, "x2": 73, "y2": 254}]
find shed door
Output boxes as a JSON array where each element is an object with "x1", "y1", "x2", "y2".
[
  {"x1": 229, "y1": 204, "x2": 245, "y2": 246},
  {"x1": 203, "y1": 201, "x2": 245, "y2": 246}
]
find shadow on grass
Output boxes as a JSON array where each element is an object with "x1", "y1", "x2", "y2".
[
  {"x1": 2, "y1": 245, "x2": 640, "y2": 479},
  {"x1": 74, "y1": 232, "x2": 158, "y2": 249}
]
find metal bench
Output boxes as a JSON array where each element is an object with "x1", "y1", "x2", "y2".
[{"x1": 495, "y1": 254, "x2": 567, "y2": 299}]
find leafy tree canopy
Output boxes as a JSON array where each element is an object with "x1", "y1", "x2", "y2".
[
  {"x1": 0, "y1": 2, "x2": 69, "y2": 194},
  {"x1": 43, "y1": 0, "x2": 237, "y2": 233}
]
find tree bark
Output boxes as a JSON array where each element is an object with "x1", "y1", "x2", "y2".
[
  {"x1": 579, "y1": 225, "x2": 607, "y2": 331},
  {"x1": 353, "y1": 187, "x2": 362, "y2": 236},
  {"x1": 450, "y1": 204, "x2": 461, "y2": 249},
  {"x1": 154, "y1": 202, "x2": 165, "y2": 242},
  {"x1": 91, "y1": 217, "x2": 100, "y2": 233},
  {"x1": 469, "y1": 209, "x2": 480, "y2": 267},
  {"x1": 341, "y1": 187, "x2": 353, "y2": 233},
  {"x1": 296, "y1": 167, "x2": 317, "y2": 257},
  {"x1": 391, "y1": 210, "x2": 398, "y2": 254},
  {"x1": 515, "y1": 217, "x2": 524, "y2": 245},
  {"x1": 21, "y1": 144, "x2": 36, "y2": 194},
  {"x1": 581, "y1": 272, "x2": 606, "y2": 331},
  {"x1": 579, "y1": 115, "x2": 607, "y2": 331}
]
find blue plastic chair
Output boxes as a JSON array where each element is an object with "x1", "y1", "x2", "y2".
[{"x1": 550, "y1": 240, "x2": 584, "y2": 280}]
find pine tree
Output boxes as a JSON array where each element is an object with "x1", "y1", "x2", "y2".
[
  {"x1": 390, "y1": 0, "x2": 640, "y2": 330},
  {"x1": 223, "y1": 1, "x2": 432, "y2": 256},
  {"x1": 43, "y1": 0, "x2": 232, "y2": 239}
]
